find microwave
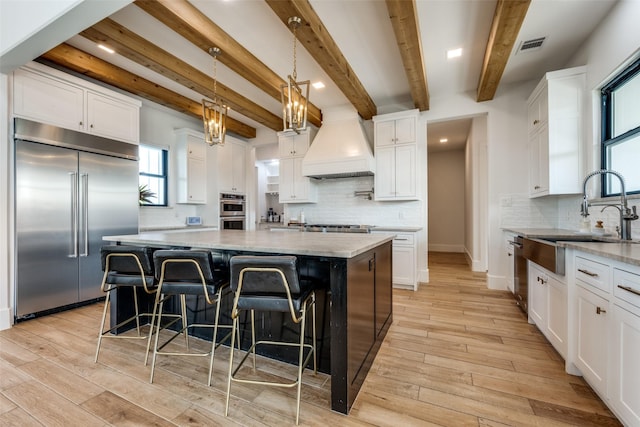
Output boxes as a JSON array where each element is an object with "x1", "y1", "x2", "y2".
[{"x1": 220, "y1": 193, "x2": 245, "y2": 217}]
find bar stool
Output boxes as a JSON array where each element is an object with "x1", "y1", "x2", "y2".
[
  {"x1": 95, "y1": 245, "x2": 157, "y2": 363},
  {"x1": 225, "y1": 255, "x2": 316, "y2": 425},
  {"x1": 149, "y1": 249, "x2": 234, "y2": 386}
]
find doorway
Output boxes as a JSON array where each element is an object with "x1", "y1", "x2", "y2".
[{"x1": 426, "y1": 115, "x2": 487, "y2": 272}]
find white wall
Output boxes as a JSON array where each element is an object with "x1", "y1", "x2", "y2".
[
  {"x1": 0, "y1": 73, "x2": 10, "y2": 330},
  {"x1": 0, "y1": 0, "x2": 132, "y2": 73},
  {"x1": 428, "y1": 149, "x2": 465, "y2": 252}
]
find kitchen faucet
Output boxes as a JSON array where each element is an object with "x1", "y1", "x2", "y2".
[{"x1": 581, "y1": 169, "x2": 638, "y2": 240}]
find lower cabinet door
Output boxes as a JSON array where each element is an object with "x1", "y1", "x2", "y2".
[
  {"x1": 610, "y1": 304, "x2": 640, "y2": 426},
  {"x1": 528, "y1": 263, "x2": 547, "y2": 327},
  {"x1": 546, "y1": 276, "x2": 567, "y2": 358},
  {"x1": 575, "y1": 285, "x2": 609, "y2": 396}
]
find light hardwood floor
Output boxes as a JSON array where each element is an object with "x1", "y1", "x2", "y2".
[{"x1": 0, "y1": 252, "x2": 622, "y2": 426}]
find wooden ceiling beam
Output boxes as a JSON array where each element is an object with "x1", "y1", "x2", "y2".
[
  {"x1": 385, "y1": 0, "x2": 429, "y2": 111},
  {"x1": 81, "y1": 18, "x2": 282, "y2": 131},
  {"x1": 40, "y1": 43, "x2": 256, "y2": 139},
  {"x1": 133, "y1": 0, "x2": 322, "y2": 128},
  {"x1": 265, "y1": 0, "x2": 377, "y2": 120},
  {"x1": 476, "y1": 0, "x2": 531, "y2": 102}
]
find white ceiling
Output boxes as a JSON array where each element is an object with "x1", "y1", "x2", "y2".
[{"x1": 62, "y1": 0, "x2": 617, "y2": 142}]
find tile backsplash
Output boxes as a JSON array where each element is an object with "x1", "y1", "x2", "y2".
[
  {"x1": 501, "y1": 193, "x2": 640, "y2": 239},
  {"x1": 284, "y1": 176, "x2": 423, "y2": 226}
]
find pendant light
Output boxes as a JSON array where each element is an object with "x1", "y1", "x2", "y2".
[
  {"x1": 281, "y1": 16, "x2": 309, "y2": 133},
  {"x1": 202, "y1": 47, "x2": 228, "y2": 146}
]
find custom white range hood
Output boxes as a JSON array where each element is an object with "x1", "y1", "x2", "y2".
[{"x1": 301, "y1": 105, "x2": 375, "y2": 179}]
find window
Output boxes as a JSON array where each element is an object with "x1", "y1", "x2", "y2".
[
  {"x1": 139, "y1": 145, "x2": 168, "y2": 206},
  {"x1": 601, "y1": 58, "x2": 640, "y2": 197}
]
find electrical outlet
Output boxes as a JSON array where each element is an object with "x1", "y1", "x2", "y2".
[{"x1": 500, "y1": 196, "x2": 512, "y2": 207}]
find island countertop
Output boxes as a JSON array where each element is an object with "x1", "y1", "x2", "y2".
[{"x1": 104, "y1": 229, "x2": 395, "y2": 258}]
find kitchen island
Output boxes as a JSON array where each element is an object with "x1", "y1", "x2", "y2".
[{"x1": 103, "y1": 229, "x2": 394, "y2": 415}]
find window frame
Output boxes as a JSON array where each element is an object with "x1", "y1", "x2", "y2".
[
  {"x1": 138, "y1": 144, "x2": 169, "y2": 207},
  {"x1": 600, "y1": 57, "x2": 640, "y2": 197}
]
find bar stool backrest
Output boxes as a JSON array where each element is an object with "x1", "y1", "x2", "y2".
[
  {"x1": 101, "y1": 245, "x2": 155, "y2": 276},
  {"x1": 230, "y1": 255, "x2": 301, "y2": 295},
  {"x1": 153, "y1": 249, "x2": 215, "y2": 284}
]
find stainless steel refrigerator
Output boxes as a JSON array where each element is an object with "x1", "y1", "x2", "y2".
[{"x1": 14, "y1": 118, "x2": 139, "y2": 320}]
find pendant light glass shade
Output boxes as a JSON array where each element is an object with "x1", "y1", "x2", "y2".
[
  {"x1": 202, "y1": 47, "x2": 228, "y2": 146},
  {"x1": 281, "y1": 16, "x2": 309, "y2": 133}
]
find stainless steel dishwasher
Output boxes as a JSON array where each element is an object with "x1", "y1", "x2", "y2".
[{"x1": 510, "y1": 236, "x2": 528, "y2": 314}]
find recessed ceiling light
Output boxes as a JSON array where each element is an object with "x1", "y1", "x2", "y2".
[
  {"x1": 439, "y1": 138, "x2": 448, "y2": 143},
  {"x1": 97, "y1": 44, "x2": 115, "y2": 54},
  {"x1": 312, "y1": 81, "x2": 325, "y2": 89},
  {"x1": 447, "y1": 48, "x2": 462, "y2": 59}
]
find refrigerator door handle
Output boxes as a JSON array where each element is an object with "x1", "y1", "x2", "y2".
[
  {"x1": 70, "y1": 172, "x2": 78, "y2": 258},
  {"x1": 80, "y1": 173, "x2": 89, "y2": 257}
]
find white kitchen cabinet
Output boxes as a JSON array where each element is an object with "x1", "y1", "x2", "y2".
[
  {"x1": 609, "y1": 268, "x2": 640, "y2": 426},
  {"x1": 528, "y1": 261, "x2": 567, "y2": 358},
  {"x1": 610, "y1": 303, "x2": 640, "y2": 426},
  {"x1": 575, "y1": 282, "x2": 609, "y2": 397},
  {"x1": 527, "y1": 66, "x2": 585, "y2": 198},
  {"x1": 13, "y1": 62, "x2": 140, "y2": 144},
  {"x1": 566, "y1": 250, "x2": 640, "y2": 423},
  {"x1": 528, "y1": 263, "x2": 548, "y2": 327},
  {"x1": 505, "y1": 233, "x2": 515, "y2": 292},
  {"x1": 86, "y1": 91, "x2": 139, "y2": 143},
  {"x1": 217, "y1": 139, "x2": 246, "y2": 194},
  {"x1": 278, "y1": 130, "x2": 317, "y2": 204},
  {"x1": 175, "y1": 129, "x2": 207, "y2": 204},
  {"x1": 278, "y1": 132, "x2": 311, "y2": 157},
  {"x1": 375, "y1": 115, "x2": 416, "y2": 147},
  {"x1": 373, "y1": 110, "x2": 419, "y2": 201},
  {"x1": 391, "y1": 232, "x2": 417, "y2": 290},
  {"x1": 372, "y1": 231, "x2": 418, "y2": 290}
]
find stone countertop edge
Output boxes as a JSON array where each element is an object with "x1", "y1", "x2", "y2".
[
  {"x1": 501, "y1": 227, "x2": 585, "y2": 238},
  {"x1": 502, "y1": 227, "x2": 640, "y2": 266},
  {"x1": 561, "y1": 241, "x2": 640, "y2": 267},
  {"x1": 371, "y1": 226, "x2": 422, "y2": 232},
  {"x1": 103, "y1": 229, "x2": 396, "y2": 259}
]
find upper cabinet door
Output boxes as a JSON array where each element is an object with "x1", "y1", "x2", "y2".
[
  {"x1": 375, "y1": 121, "x2": 396, "y2": 147},
  {"x1": 394, "y1": 117, "x2": 416, "y2": 144},
  {"x1": 13, "y1": 68, "x2": 84, "y2": 131},
  {"x1": 86, "y1": 91, "x2": 140, "y2": 143}
]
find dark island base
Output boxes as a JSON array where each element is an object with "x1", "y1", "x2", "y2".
[{"x1": 110, "y1": 244, "x2": 392, "y2": 415}]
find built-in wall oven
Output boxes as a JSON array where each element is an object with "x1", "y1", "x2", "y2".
[{"x1": 220, "y1": 193, "x2": 245, "y2": 230}]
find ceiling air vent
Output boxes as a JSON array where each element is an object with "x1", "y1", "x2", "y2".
[{"x1": 517, "y1": 37, "x2": 546, "y2": 53}]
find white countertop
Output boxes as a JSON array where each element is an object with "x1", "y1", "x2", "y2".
[
  {"x1": 104, "y1": 229, "x2": 395, "y2": 258},
  {"x1": 561, "y1": 241, "x2": 640, "y2": 267},
  {"x1": 502, "y1": 227, "x2": 640, "y2": 266}
]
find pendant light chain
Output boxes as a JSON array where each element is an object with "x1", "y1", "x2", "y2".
[
  {"x1": 280, "y1": 16, "x2": 309, "y2": 133},
  {"x1": 292, "y1": 22, "x2": 298, "y2": 81}
]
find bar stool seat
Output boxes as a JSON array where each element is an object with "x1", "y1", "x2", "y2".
[
  {"x1": 95, "y1": 245, "x2": 157, "y2": 363},
  {"x1": 149, "y1": 249, "x2": 235, "y2": 386},
  {"x1": 225, "y1": 255, "x2": 317, "y2": 425}
]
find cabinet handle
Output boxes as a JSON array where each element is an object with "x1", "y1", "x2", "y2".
[
  {"x1": 618, "y1": 285, "x2": 640, "y2": 296},
  {"x1": 537, "y1": 276, "x2": 546, "y2": 284},
  {"x1": 394, "y1": 238, "x2": 408, "y2": 241},
  {"x1": 533, "y1": 119, "x2": 539, "y2": 125},
  {"x1": 90, "y1": 124, "x2": 94, "y2": 128},
  {"x1": 578, "y1": 268, "x2": 599, "y2": 278},
  {"x1": 79, "y1": 121, "x2": 83, "y2": 126},
  {"x1": 596, "y1": 306, "x2": 607, "y2": 315},
  {"x1": 534, "y1": 185, "x2": 540, "y2": 190}
]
